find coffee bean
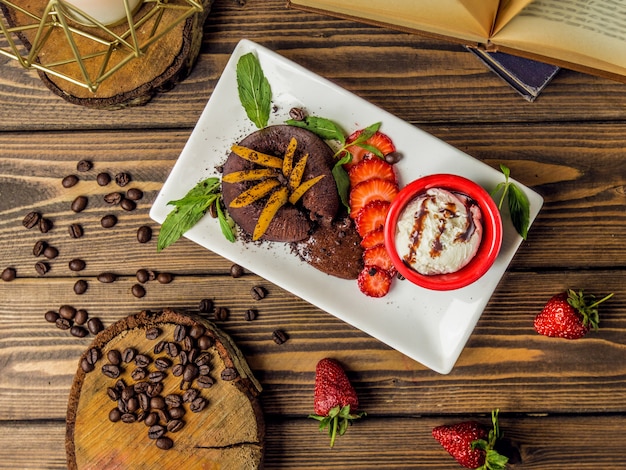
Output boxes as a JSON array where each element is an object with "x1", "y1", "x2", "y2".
[
  {"x1": 126, "y1": 188, "x2": 143, "y2": 200},
  {"x1": 197, "y1": 335, "x2": 213, "y2": 350},
  {"x1": 189, "y1": 397, "x2": 207, "y2": 413},
  {"x1": 384, "y1": 151, "x2": 402, "y2": 164},
  {"x1": 71, "y1": 196, "x2": 88, "y2": 213},
  {"x1": 104, "y1": 192, "x2": 122, "y2": 205},
  {"x1": 73, "y1": 279, "x2": 88, "y2": 295},
  {"x1": 174, "y1": 325, "x2": 187, "y2": 342},
  {"x1": 76, "y1": 160, "x2": 92, "y2": 172},
  {"x1": 164, "y1": 342, "x2": 179, "y2": 357},
  {"x1": 134, "y1": 382, "x2": 149, "y2": 394},
  {"x1": 136, "y1": 269, "x2": 149, "y2": 283},
  {"x1": 44, "y1": 310, "x2": 59, "y2": 323},
  {"x1": 146, "y1": 327, "x2": 161, "y2": 340},
  {"x1": 220, "y1": 367, "x2": 238, "y2": 381},
  {"x1": 109, "y1": 408, "x2": 122, "y2": 422},
  {"x1": 121, "y1": 385, "x2": 136, "y2": 401},
  {"x1": 244, "y1": 309, "x2": 257, "y2": 321},
  {"x1": 69, "y1": 258, "x2": 86, "y2": 272},
  {"x1": 153, "y1": 340, "x2": 166, "y2": 355},
  {"x1": 87, "y1": 317, "x2": 104, "y2": 335},
  {"x1": 165, "y1": 394, "x2": 182, "y2": 408},
  {"x1": 144, "y1": 412, "x2": 159, "y2": 427},
  {"x1": 169, "y1": 407, "x2": 185, "y2": 420},
  {"x1": 131, "y1": 367, "x2": 147, "y2": 381},
  {"x1": 85, "y1": 348, "x2": 100, "y2": 365},
  {"x1": 117, "y1": 399, "x2": 128, "y2": 414},
  {"x1": 96, "y1": 172, "x2": 111, "y2": 186},
  {"x1": 81, "y1": 358, "x2": 95, "y2": 373},
  {"x1": 214, "y1": 306, "x2": 229, "y2": 321},
  {"x1": 35, "y1": 261, "x2": 49, "y2": 275},
  {"x1": 147, "y1": 371, "x2": 165, "y2": 383},
  {"x1": 70, "y1": 325, "x2": 88, "y2": 337},
  {"x1": 182, "y1": 388, "x2": 199, "y2": 404},
  {"x1": 127, "y1": 397, "x2": 139, "y2": 413},
  {"x1": 33, "y1": 240, "x2": 47, "y2": 257},
  {"x1": 196, "y1": 375, "x2": 214, "y2": 388},
  {"x1": 131, "y1": 284, "x2": 146, "y2": 298},
  {"x1": 122, "y1": 347, "x2": 137, "y2": 363},
  {"x1": 121, "y1": 413, "x2": 136, "y2": 424},
  {"x1": 194, "y1": 352, "x2": 210, "y2": 367},
  {"x1": 178, "y1": 350, "x2": 189, "y2": 366},
  {"x1": 137, "y1": 225, "x2": 152, "y2": 243},
  {"x1": 135, "y1": 354, "x2": 151, "y2": 367},
  {"x1": 74, "y1": 309, "x2": 88, "y2": 325},
  {"x1": 155, "y1": 357, "x2": 172, "y2": 371},
  {"x1": 97, "y1": 272, "x2": 117, "y2": 283},
  {"x1": 272, "y1": 329, "x2": 288, "y2": 345},
  {"x1": 55, "y1": 317, "x2": 72, "y2": 330},
  {"x1": 183, "y1": 364, "x2": 199, "y2": 382},
  {"x1": 189, "y1": 324, "x2": 205, "y2": 340},
  {"x1": 101, "y1": 214, "x2": 117, "y2": 228},
  {"x1": 250, "y1": 285, "x2": 267, "y2": 300},
  {"x1": 106, "y1": 349, "x2": 121, "y2": 365},
  {"x1": 156, "y1": 272, "x2": 173, "y2": 284},
  {"x1": 150, "y1": 396, "x2": 166, "y2": 410},
  {"x1": 22, "y1": 211, "x2": 41, "y2": 229},
  {"x1": 62, "y1": 174, "x2": 79, "y2": 188},
  {"x1": 39, "y1": 218, "x2": 53, "y2": 234},
  {"x1": 68, "y1": 223, "x2": 83, "y2": 238},
  {"x1": 172, "y1": 364, "x2": 184, "y2": 377},
  {"x1": 115, "y1": 172, "x2": 131, "y2": 187},
  {"x1": 146, "y1": 270, "x2": 157, "y2": 281},
  {"x1": 102, "y1": 364, "x2": 121, "y2": 379},
  {"x1": 289, "y1": 107, "x2": 307, "y2": 121},
  {"x1": 148, "y1": 425, "x2": 165, "y2": 440},
  {"x1": 208, "y1": 202, "x2": 218, "y2": 218},
  {"x1": 43, "y1": 245, "x2": 58, "y2": 259},
  {"x1": 1, "y1": 267, "x2": 16, "y2": 282},
  {"x1": 167, "y1": 419, "x2": 185, "y2": 433},
  {"x1": 120, "y1": 198, "x2": 136, "y2": 211},
  {"x1": 198, "y1": 299, "x2": 213, "y2": 314},
  {"x1": 156, "y1": 437, "x2": 173, "y2": 450},
  {"x1": 59, "y1": 305, "x2": 76, "y2": 320},
  {"x1": 137, "y1": 392, "x2": 150, "y2": 411},
  {"x1": 230, "y1": 264, "x2": 244, "y2": 278}
]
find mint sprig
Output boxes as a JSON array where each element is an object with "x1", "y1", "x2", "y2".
[
  {"x1": 491, "y1": 164, "x2": 530, "y2": 240},
  {"x1": 157, "y1": 177, "x2": 235, "y2": 252},
  {"x1": 236, "y1": 52, "x2": 271, "y2": 129}
]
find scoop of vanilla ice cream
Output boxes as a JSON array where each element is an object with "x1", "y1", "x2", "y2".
[{"x1": 395, "y1": 188, "x2": 482, "y2": 275}]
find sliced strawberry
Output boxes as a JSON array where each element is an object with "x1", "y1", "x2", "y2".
[
  {"x1": 357, "y1": 266, "x2": 392, "y2": 298},
  {"x1": 343, "y1": 130, "x2": 396, "y2": 170},
  {"x1": 349, "y1": 178, "x2": 399, "y2": 218},
  {"x1": 360, "y1": 227, "x2": 385, "y2": 249},
  {"x1": 362, "y1": 244, "x2": 396, "y2": 274},
  {"x1": 348, "y1": 157, "x2": 397, "y2": 188},
  {"x1": 355, "y1": 200, "x2": 390, "y2": 237}
]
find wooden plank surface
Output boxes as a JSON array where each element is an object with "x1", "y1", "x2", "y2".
[{"x1": 1, "y1": 0, "x2": 626, "y2": 468}]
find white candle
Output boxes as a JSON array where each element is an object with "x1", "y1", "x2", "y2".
[{"x1": 63, "y1": 0, "x2": 142, "y2": 25}]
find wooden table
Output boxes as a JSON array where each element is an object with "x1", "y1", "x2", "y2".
[{"x1": 2, "y1": 0, "x2": 626, "y2": 468}]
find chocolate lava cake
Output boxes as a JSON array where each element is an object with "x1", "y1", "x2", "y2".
[{"x1": 221, "y1": 125, "x2": 339, "y2": 243}]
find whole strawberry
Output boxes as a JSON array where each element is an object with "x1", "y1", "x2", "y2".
[
  {"x1": 308, "y1": 358, "x2": 365, "y2": 447},
  {"x1": 534, "y1": 289, "x2": 614, "y2": 339},
  {"x1": 432, "y1": 409, "x2": 508, "y2": 469}
]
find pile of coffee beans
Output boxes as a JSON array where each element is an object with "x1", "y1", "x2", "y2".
[{"x1": 81, "y1": 322, "x2": 231, "y2": 451}]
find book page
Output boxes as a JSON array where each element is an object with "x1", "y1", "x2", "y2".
[
  {"x1": 290, "y1": 0, "x2": 500, "y2": 43},
  {"x1": 492, "y1": 0, "x2": 626, "y2": 75},
  {"x1": 492, "y1": 0, "x2": 535, "y2": 34}
]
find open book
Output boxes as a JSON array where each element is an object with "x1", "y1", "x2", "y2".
[{"x1": 287, "y1": 0, "x2": 626, "y2": 82}]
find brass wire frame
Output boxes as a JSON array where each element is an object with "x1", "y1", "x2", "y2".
[{"x1": 0, "y1": 0, "x2": 203, "y2": 92}]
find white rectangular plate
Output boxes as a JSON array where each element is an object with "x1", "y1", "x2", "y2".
[{"x1": 150, "y1": 39, "x2": 543, "y2": 374}]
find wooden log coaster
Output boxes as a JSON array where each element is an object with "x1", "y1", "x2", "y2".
[
  {"x1": 66, "y1": 309, "x2": 264, "y2": 469},
  {"x1": 1, "y1": 0, "x2": 213, "y2": 108}
]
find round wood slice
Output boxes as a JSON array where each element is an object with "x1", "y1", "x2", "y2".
[
  {"x1": 2, "y1": 0, "x2": 213, "y2": 108},
  {"x1": 66, "y1": 309, "x2": 264, "y2": 469}
]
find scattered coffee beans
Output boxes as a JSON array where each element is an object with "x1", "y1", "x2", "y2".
[
  {"x1": 230, "y1": 264, "x2": 244, "y2": 278},
  {"x1": 71, "y1": 325, "x2": 89, "y2": 338},
  {"x1": 69, "y1": 258, "x2": 86, "y2": 272},
  {"x1": 1, "y1": 267, "x2": 16, "y2": 282},
  {"x1": 39, "y1": 218, "x2": 53, "y2": 233},
  {"x1": 59, "y1": 305, "x2": 77, "y2": 320},
  {"x1": 44, "y1": 310, "x2": 59, "y2": 323},
  {"x1": 62, "y1": 174, "x2": 79, "y2": 188},
  {"x1": 87, "y1": 317, "x2": 104, "y2": 335},
  {"x1": 22, "y1": 211, "x2": 41, "y2": 229},
  {"x1": 126, "y1": 188, "x2": 143, "y2": 201},
  {"x1": 115, "y1": 172, "x2": 131, "y2": 187},
  {"x1": 68, "y1": 223, "x2": 83, "y2": 238},
  {"x1": 71, "y1": 196, "x2": 88, "y2": 213},
  {"x1": 104, "y1": 192, "x2": 122, "y2": 205},
  {"x1": 220, "y1": 367, "x2": 238, "y2": 381},
  {"x1": 101, "y1": 214, "x2": 117, "y2": 228},
  {"x1": 137, "y1": 226, "x2": 152, "y2": 243},
  {"x1": 73, "y1": 279, "x2": 88, "y2": 295},
  {"x1": 214, "y1": 306, "x2": 229, "y2": 321},
  {"x1": 97, "y1": 272, "x2": 117, "y2": 283},
  {"x1": 33, "y1": 240, "x2": 47, "y2": 257},
  {"x1": 198, "y1": 299, "x2": 213, "y2": 314},
  {"x1": 244, "y1": 309, "x2": 257, "y2": 321},
  {"x1": 96, "y1": 172, "x2": 111, "y2": 186},
  {"x1": 120, "y1": 198, "x2": 136, "y2": 211},
  {"x1": 156, "y1": 272, "x2": 173, "y2": 284},
  {"x1": 76, "y1": 160, "x2": 92, "y2": 172},
  {"x1": 35, "y1": 261, "x2": 49, "y2": 275},
  {"x1": 250, "y1": 285, "x2": 267, "y2": 300},
  {"x1": 272, "y1": 329, "x2": 288, "y2": 345},
  {"x1": 75, "y1": 309, "x2": 89, "y2": 325},
  {"x1": 131, "y1": 284, "x2": 146, "y2": 298},
  {"x1": 43, "y1": 245, "x2": 59, "y2": 259}
]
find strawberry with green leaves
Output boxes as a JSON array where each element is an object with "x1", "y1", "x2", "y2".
[
  {"x1": 432, "y1": 409, "x2": 509, "y2": 469},
  {"x1": 534, "y1": 289, "x2": 614, "y2": 339},
  {"x1": 309, "y1": 358, "x2": 366, "y2": 447}
]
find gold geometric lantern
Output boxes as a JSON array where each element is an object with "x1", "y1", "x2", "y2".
[{"x1": 0, "y1": 0, "x2": 206, "y2": 106}]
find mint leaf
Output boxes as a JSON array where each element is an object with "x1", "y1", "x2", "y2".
[
  {"x1": 332, "y1": 154, "x2": 352, "y2": 210},
  {"x1": 492, "y1": 164, "x2": 531, "y2": 240},
  {"x1": 236, "y1": 53, "x2": 271, "y2": 129},
  {"x1": 157, "y1": 177, "x2": 235, "y2": 252},
  {"x1": 286, "y1": 116, "x2": 346, "y2": 144}
]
